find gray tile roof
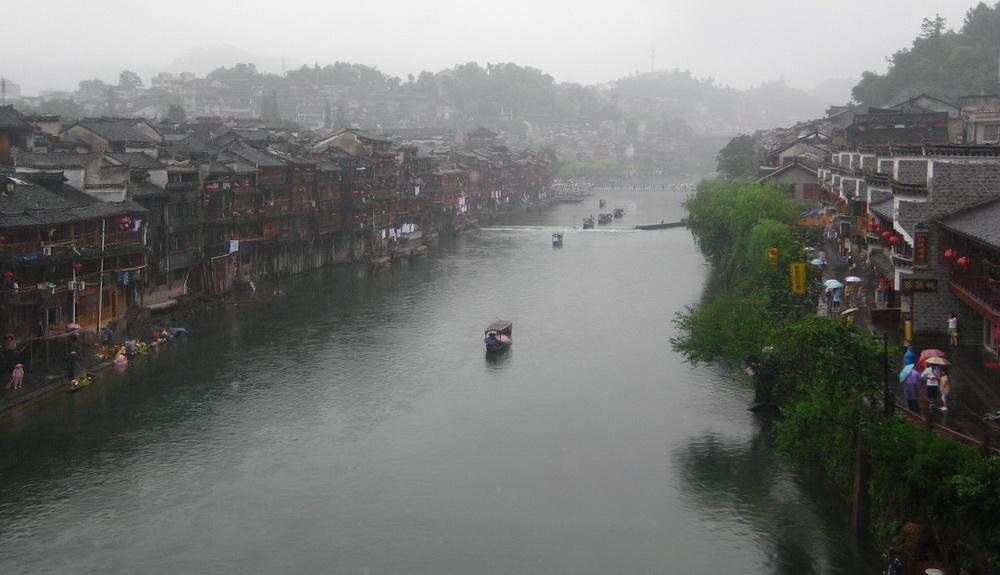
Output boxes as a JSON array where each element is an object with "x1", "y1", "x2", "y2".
[
  {"x1": 0, "y1": 180, "x2": 146, "y2": 228},
  {"x1": 937, "y1": 197, "x2": 1000, "y2": 248}
]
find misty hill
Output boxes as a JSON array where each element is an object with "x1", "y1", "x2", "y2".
[{"x1": 852, "y1": 3, "x2": 1000, "y2": 106}]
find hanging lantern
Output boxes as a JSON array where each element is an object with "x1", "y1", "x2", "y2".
[
  {"x1": 889, "y1": 235, "x2": 901, "y2": 244},
  {"x1": 258, "y1": 209, "x2": 265, "y2": 215},
  {"x1": 3, "y1": 271, "x2": 13, "y2": 279},
  {"x1": 881, "y1": 231, "x2": 893, "y2": 238},
  {"x1": 957, "y1": 256, "x2": 970, "y2": 267},
  {"x1": 5, "y1": 333, "x2": 14, "y2": 340},
  {"x1": 74, "y1": 262, "x2": 84, "y2": 270},
  {"x1": 944, "y1": 249, "x2": 956, "y2": 259}
]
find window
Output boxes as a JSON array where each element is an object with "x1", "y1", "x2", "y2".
[{"x1": 983, "y1": 124, "x2": 1000, "y2": 142}]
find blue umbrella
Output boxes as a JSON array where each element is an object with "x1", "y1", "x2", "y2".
[
  {"x1": 810, "y1": 258, "x2": 826, "y2": 266},
  {"x1": 899, "y1": 363, "x2": 915, "y2": 383}
]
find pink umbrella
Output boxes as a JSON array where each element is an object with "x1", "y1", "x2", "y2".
[{"x1": 920, "y1": 349, "x2": 947, "y2": 357}]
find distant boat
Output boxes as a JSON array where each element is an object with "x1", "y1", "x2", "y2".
[
  {"x1": 484, "y1": 320, "x2": 513, "y2": 352},
  {"x1": 597, "y1": 213, "x2": 613, "y2": 224},
  {"x1": 582, "y1": 216, "x2": 595, "y2": 229},
  {"x1": 634, "y1": 221, "x2": 685, "y2": 230},
  {"x1": 409, "y1": 245, "x2": 428, "y2": 260},
  {"x1": 552, "y1": 233, "x2": 564, "y2": 247},
  {"x1": 613, "y1": 208, "x2": 625, "y2": 218},
  {"x1": 368, "y1": 256, "x2": 392, "y2": 274}
]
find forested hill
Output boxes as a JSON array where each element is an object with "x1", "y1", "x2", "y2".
[{"x1": 852, "y1": 1, "x2": 1000, "y2": 106}]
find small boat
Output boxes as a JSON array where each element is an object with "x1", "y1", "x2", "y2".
[
  {"x1": 599, "y1": 199, "x2": 606, "y2": 208},
  {"x1": 613, "y1": 208, "x2": 625, "y2": 218},
  {"x1": 392, "y1": 247, "x2": 411, "y2": 263},
  {"x1": 552, "y1": 233, "x2": 563, "y2": 247},
  {"x1": 368, "y1": 256, "x2": 392, "y2": 274},
  {"x1": 409, "y1": 245, "x2": 428, "y2": 260},
  {"x1": 597, "y1": 213, "x2": 613, "y2": 224},
  {"x1": 484, "y1": 320, "x2": 513, "y2": 352},
  {"x1": 68, "y1": 373, "x2": 96, "y2": 392},
  {"x1": 582, "y1": 216, "x2": 595, "y2": 229},
  {"x1": 423, "y1": 233, "x2": 439, "y2": 245},
  {"x1": 634, "y1": 221, "x2": 685, "y2": 230}
]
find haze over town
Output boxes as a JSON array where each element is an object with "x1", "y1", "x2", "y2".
[{"x1": 3, "y1": 0, "x2": 974, "y2": 100}]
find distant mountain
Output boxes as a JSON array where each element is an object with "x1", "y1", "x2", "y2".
[
  {"x1": 162, "y1": 45, "x2": 301, "y2": 77},
  {"x1": 808, "y1": 77, "x2": 858, "y2": 107}
]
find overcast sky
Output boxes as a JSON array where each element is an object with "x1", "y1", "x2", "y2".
[{"x1": 1, "y1": 0, "x2": 976, "y2": 96}]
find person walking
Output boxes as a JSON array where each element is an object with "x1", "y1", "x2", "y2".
[
  {"x1": 7, "y1": 363, "x2": 24, "y2": 390},
  {"x1": 993, "y1": 323, "x2": 1000, "y2": 363},
  {"x1": 938, "y1": 366, "x2": 950, "y2": 412},
  {"x1": 901, "y1": 364, "x2": 922, "y2": 412},
  {"x1": 947, "y1": 312, "x2": 959, "y2": 347},
  {"x1": 832, "y1": 287, "x2": 843, "y2": 311},
  {"x1": 922, "y1": 363, "x2": 941, "y2": 409},
  {"x1": 66, "y1": 351, "x2": 78, "y2": 382},
  {"x1": 903, "y1": 346, "x2": 918, "y2": 366}
]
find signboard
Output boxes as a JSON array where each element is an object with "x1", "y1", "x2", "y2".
[
  {"x1": 913, "y1": 230, "x2": 929, "y2": 266},
  {"x1": 790, "y1": 263, "x2": 808, "y2": 294},
  {"x1": 900, "y1": 277, "x2": 939, "y2": 293}
]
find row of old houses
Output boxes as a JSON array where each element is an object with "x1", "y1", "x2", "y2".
[
  {"x1": 0, "y1": 106, "x2": 555, "y2": 362},
  {"x1": 757, "y1": 93, "x2": 1000, "y2": 351}
]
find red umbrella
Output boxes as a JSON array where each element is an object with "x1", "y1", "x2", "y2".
[{"x1": 920, "y1": 349, "x2": 947, "y2": 357}]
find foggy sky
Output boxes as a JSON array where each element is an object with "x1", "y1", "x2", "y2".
[{"x1": 2, "y1": 0, "x2": 975, "y2": 96}]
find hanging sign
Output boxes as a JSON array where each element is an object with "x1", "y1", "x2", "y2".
[{"x1": 790, "y1": 263, "x2": 808, "y2": 294}]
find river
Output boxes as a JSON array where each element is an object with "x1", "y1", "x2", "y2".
[{"x1": 0, "y1": 187, "x2": 878, "y2": 574}]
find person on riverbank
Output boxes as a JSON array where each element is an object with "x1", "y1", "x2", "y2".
[
  {"x1": 903, "y1": 346, "x2": 917, "y2": 366},
  {"x1": 7, "y1": 364, "x2": 24, "y2": 390},
  {"x1": 938, "y1": 366, "x2": 950, "y2": 412},
  {"x1": 901, "y1": 364, "x2": 921, "y2": 412},
  {"x1": 994, "y1": 324, "x2": 1000, "y2": 363},
  {"x1": 65, "y1": 351, "x2": 77, "y2": 382},
  {"x1": 922, "y1": 364, "x2": 940, "y2": 409},
  {"x1": 947, "y1": 313, "x2": 959, "y2": 347}
]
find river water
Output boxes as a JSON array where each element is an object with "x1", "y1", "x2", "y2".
[{"x1": 0, "y1": 187, "x2": 878, "y2": 574}]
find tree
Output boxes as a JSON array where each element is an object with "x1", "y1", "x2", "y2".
[
  {"x1": 166, "y1": 104, "x2": 186, "y2": 123},
  {"x1": 78, "y1": 78, "x2": 106, "y2": 94},
  {"x1": 715, "y1": 134, "x2": 759, "y2": 179},
  {"x1": 118, "y1": 70, "x2": 143, "y2": 90},
  {"x1": 260, "y1": 92, "x2": 280, "y2": 123}
]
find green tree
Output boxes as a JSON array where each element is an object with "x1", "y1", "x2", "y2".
[
  {"x1": 715, "y1": 134, "x2": 759, "y2": 179},
  {"x1": 78, "y1": 78, "x2": 106, "y2": 94},
  {"x1": 118, "y1": 70, "x2": 143, "y2": 90},
  {"x1": 166, "y1": 104, "x2": 186, "y2": 123},
  {"x1": 260, "y1": 92, "x2": 280, "y2": 123}
]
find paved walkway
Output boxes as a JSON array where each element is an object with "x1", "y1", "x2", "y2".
[{"x1": 818, "y1": 242, "x2": 1000, "y2": 451}]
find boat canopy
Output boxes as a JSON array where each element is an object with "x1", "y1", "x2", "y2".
[{"x1": 485, "y1": 320, "x2": 513, "y2": 335}]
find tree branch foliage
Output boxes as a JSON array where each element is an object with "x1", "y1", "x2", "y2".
[{"x1": 852, "y1": 2, "x2": 1000, "y2": 105}]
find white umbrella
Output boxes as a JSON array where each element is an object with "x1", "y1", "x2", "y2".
[
  {"x1": 844, "y1": 276, "x2": 863, "y2": 283},
  {"x1": 824, "y1": 279, "x2": 844, "y2": 288}
]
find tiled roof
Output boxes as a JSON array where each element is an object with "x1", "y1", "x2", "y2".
[
  {"x1": 67, "y1": 119, "x2": 160, "y2": 144},
  {"x1": 937, "y1": 197, "x2": 1000, "y2": 248},
  {"x1": 0, "y1": 105, "x2": 32, "y2": 130},
  {"x1": 0, "y1": 180, "x2": 146, "y2": 228},
  {"x1": 107, "y1": 152, "x2": 164, "y2": 170}
]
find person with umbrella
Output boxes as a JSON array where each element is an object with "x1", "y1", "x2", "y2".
[
  {"x1": 921, "y1": 358, "x2": 944, "y2": 409},
  {"x1": 924, "y1": 357, "x2": 950, "y2": 411},
  {"x1": 899, "y1": 362, "x2": 922, "y2": 411}
]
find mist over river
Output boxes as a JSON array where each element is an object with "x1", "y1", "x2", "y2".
[{"x1": 0, "y1": 187, "x2": 878, "y2": 574}]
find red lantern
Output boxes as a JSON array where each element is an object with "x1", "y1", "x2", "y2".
[
  {"x1": 258, "y1": 209, "x2": 265, "y2": 215},
  {"x1": 3, "y1": 271, "x2": 13, "y2": 279},
  {"x1": 881, "y1": 231, "x2": 892, "y2": 238},
  {"x1": 5, "y1": 333, "x2": 14, "y2": 340},
  {"x1": 74, "y1": 262, "x2": 84, "y2": 270},
  {"x1": 889, "y1": 235, "x2": 901, "y2": 244},
  {"x1": 944, "y1": 249, "x2": 956, "y2": 259},
  {"x1": 989, "y1": 278, "x2": 997, "y2": 285},
  {"x1": 957, "y1": 256, "x2": 970, "y2": 267}
]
